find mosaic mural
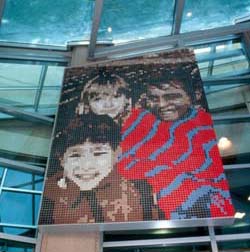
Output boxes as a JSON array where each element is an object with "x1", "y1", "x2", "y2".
[{"x1": 39, "y1": 49, "x2": 235, "y2": 226}]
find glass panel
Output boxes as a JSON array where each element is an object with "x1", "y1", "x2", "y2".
[
  {"x1": 197, "y1": 62, "x2": 209, "y2": 78},
  {"x1": 0, "y1": 191, "x2": 40, "y2": 225},
  {"x1": 0, "y1": 63, "x2": 42, "y2": 88},
  {"x1": 0, "y1": 119, "x2": 52, "y2": 158},
  {"x1": 104, "y1": 244, "x2": 211, "y2": 252},
  {"x1": 0, "y1": 89, "x2": 37, "y2": 107},
  {"x1": 4, "y1": 169, "x2": 43, "y2": 191},
  {"x1": 205, "y1": 84, "x2": 250, "y2": 116},
  {"x1": 0, "y1": 63, "x2": 43, "y2": 107},
  {"x1": 44, "y1": 66, "x2": 65, "y2": 87},
  {"x1": 194, "y1": 39, "x2": 249, "y2": 78},
  {"x1": 218, "y1": 240, "x2": 250, "y2": 251},
  {"x1": 38, "y1": 88, "x2": 61, "y2": 109},
  {"x1": 0, "y1": 239, "x2": 34, "y2": 252},
  {"x1": 2, "y1": 227, "x2": 36, "y2": 237},
  {"x1": 215, "y1": 169, "x2": 250, "y2": 235},
  {"x1": 98, "y1": 0, "x2": 174, "y2": 43},
  {"x1": 35, "y1": 175, "x2": 44, "y2": 191},
  {"x1": 35, "y1": 65, "x2": 64, "y2": 109},
  {"x1": 181, "y1": 0, "x2": 250, "y2": 33},
  {"x1": 214, "y1": 121, "x2": 250, "y2": 165},
  {"x1": 212, "y1": 55, "x2": 249, "y2": 77},
  {"x1": 104, "y1": 227, "x2": 208, "y2": 242},
  {"x1": 0, "y1": 0, "x2": 95, "y2": 46}
]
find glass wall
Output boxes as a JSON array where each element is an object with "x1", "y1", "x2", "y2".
[
  {"x1": 0, "y1": 167, "x2": 43, "y2": 237},
  {"x1": 97, "y1": 0, "x2": 174, "y2": 43},
  {"x1": 181, "y1": 0, "x2": 250, "y2": 33},
  {"x1": 0, "y1": 0, "x2": 95, "y2": 45},
  {"x1": 0, "y1": 61, "x2": 65, "y2": 114}
]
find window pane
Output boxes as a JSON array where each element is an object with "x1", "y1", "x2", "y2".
[
  {"x1": 212, "y1": 55, "x2": 249, "y2": 77},
  {"x1": 214, "y1": 121, "x2": 250, "y2": 165},
  {"x1": 35, "y1": 175, "x2": 44, "y2": 191},
  {"x1": 0, "y1": 89, "x2": 37, "y2": 107},
  {"x1": 194, "y1": 39, "x2": 249, "y2": 78},
  {"x1": 2, "y1": 227, "x2": 36, "y2": 237},
  {"x1": 104, "y1": 227, "x2": 208, "y2": 242},
  {"x1": 0, "y1": 239, "x2": 35, "y2": 252},
  {"x1": 181, "y1": 0, "x2": 250, "y2": 33},
  {"x1": 44, "y1": 66, "x2": 64, "y2": 87},
  {"x1": 0, "y1": 63, "x2": 42, "y2": 88},
  {"x1": 4, "y1": 169, "x2": 43, "y2": 191},
  {"x1": 0, "y1": 0, "x2": 94, "y2": 46},
  {"x1": 0, "y1": 63, "x2": 43, "y2": 107},
  {"x1": 215, "y1": 169, "x2": 250, "y2": 235},
  {"x1": 39, "y1": 88, "x2": 61, "y2": 109},
  {"x1": 218, "y1": 240, "x2": 250, "y2": 251},
  {"x1": 104, "y1": 244, "x2": 211, "y2": 252},
  {"x1": 0, "y1": 191, "x2": 40, "y2": 225},
  {"x1": 205, "y1": 84, "x2": 250, "y2": 116},
  {"x1": 98, "y1": 0, "x2": 174, "y2": 43},
  {"x1": 0, "y1": 119, "x2": 52, "y2": 158}
]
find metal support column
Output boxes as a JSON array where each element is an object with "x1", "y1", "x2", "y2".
[
  {"x1": 88, "y1": 0, "x2": 104, "y2": 59},
  {"x1": 209, "y1": 226, "x2": 218, "y2": 252},
  {"x1": 0, "y1": 0, "x2": 6, "y2": 25},
  {"x1": 172, "y1": 0, "x2": 185, "y2": 35},
  {"x1": 34, "y1": 65, "x2": 48, "y2": 112}
]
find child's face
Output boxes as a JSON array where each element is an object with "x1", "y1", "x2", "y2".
[
  {"x1": 147, "y1": 83, "x2": 191, "y2": 121},
  {"x1": 87, "y1": 82, "x2": 129, "y2": 118},
  {"x1": 61, "y1": 141, "x2": 113, "y2": 190}
]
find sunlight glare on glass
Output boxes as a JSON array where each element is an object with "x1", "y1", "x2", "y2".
[
  {"x1": 234, "y1": 212, "x2": 246, "y2": 219},
  {"x1": 218, "y1": 137, "x2": 232, "y2": 151}
]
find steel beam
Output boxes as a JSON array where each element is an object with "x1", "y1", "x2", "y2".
[
  {"x1": 0, "y1": 157, "x2": 45, "y2": 175},
  {"x1": 203, "y1": 75, "x2": 250, "y2": 86},
  {"x1": 172, "y1": 0, "x2": 185, "y2": 35},
  {"x1": 0, "y1": 43, "x2": 70, "y2": 64},
  {"x1": 88, "y1": 0, "x2": 104, "y2": 59},
  {"x1": 224, "y1": 163, "x2": 250, "y2": 170},
  {"x1": 216, "y1": 232, "x2": 250, "y2": 241},
  {"x1": 0, "y1": 223, "x2": 37, "y2": 229},
  {"x1": 0, "y1": 103, "x2": 54, "y2": 125},
  {"x1": 0, "y1": 232, "x2": 37, "y2": 244},
  {"x1": 94, "y1": 22, "x2": 250, "y2": 59},
  {"x1": 2, "y1": 187, "x2": 42, "y2": 194},
  {"x1": 103, "y1": 235, "x2": 210, "y2": 248},
  {"x1": 34, "y1": 65, "x2": 48, "y2": 111},
  {"x1": 213, "y1": 113, "x2": 250, "y2": 123}
]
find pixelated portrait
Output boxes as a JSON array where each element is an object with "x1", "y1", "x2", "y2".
[{"x1": 39, "y1": 49, "x2": 235, "y2": 227}]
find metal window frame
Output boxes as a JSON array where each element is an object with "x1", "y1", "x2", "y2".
[
  {"x1": 0, "y1": 103, "x2": 54, "y2": 125},
  {"x1": 0, "y1": 232, "x2": 36, "y2": 244},
  {"x1": 93, "y1": 22, "x2": 250, "y2": 59},
  {"x1": 102, "y1": 232, "x2": 250, "y2": 252},
  {"x1": 0, "y1": 158, "x2": 45, "y2": 175}
]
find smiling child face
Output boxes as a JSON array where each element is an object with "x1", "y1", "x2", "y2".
[
  {"x1": 147, "y1": 83, "x2": 191, "y2": 121},
  {"x1": 61, "y1": 141, "x2": 113, "y2": 191}
]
